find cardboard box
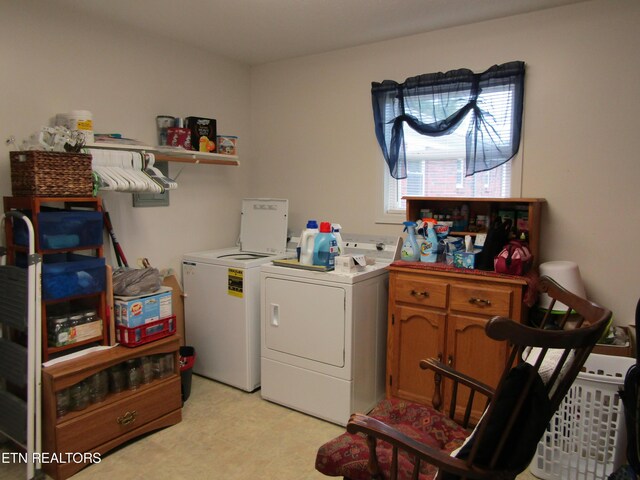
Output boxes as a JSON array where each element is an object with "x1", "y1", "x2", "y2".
[
  {"x1": 115, "y1": 286, "x2": 172, "y2": 328},
  {"x1": 185, "y1": 116, "x2": 217, "y2": 152}
]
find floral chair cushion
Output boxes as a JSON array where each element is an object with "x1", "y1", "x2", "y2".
[{"x1": 315, "y1": 398, "x2": 469, "y2": 480}]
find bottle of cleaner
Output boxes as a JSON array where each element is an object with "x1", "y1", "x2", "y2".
[
  {"x1": 299, "y1": 220, "x2": 319, "y2": 265},
  {"x1": 331, "y1": 224, "x2": 345, "y2": 255},
  {"x1": 313, "y1": 222, "x2": 338, "y2": 268},
  {"x1": 400, "y1": 221, "x2": 420, "y2": 262},
  {"x1": 420, "y1": 220, "x2": 438, "y2": 263}
]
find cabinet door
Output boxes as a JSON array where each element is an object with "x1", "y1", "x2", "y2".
[
  {"x1": 446, "y1": 313, "x2": 509, "y2": 423},
  {"x1": 388, "y1": 305, "x2": 446, "y2": 406}
]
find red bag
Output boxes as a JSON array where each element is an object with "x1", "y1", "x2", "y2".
[{"x1": 494, "y1": 240, "x2": 532, "y2": 275}]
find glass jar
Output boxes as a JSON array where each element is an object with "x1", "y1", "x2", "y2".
[
  {"x1": 88, "y1": 370, "x2": 109, "y2": 403},
  {"x1": 160, "y1": 354, "x2": 174, "y2": 378},
  {"x1": 48, "y1": 315, "x2": 70, "y2": 347},
  {"x1": 139, "y1": 356, "x2": 154, "y2": 384},
  {"x1": 152, "y1": 355, "x2": 163, "y2": 379},
  {"x1": 109, "y1": 363, "x2": 126, "y2": 393},
  {"x1": 126, "y1": 359, "x2": 142, "y2": 390},
  {"x1": 56, "y1": 388, "x2": 71, "y2": 418},
  {"x1": 83, "y1": 309, "x2": 98, "y2": 324},
  {"x1": 70, "y1": 381, "x2": 90, "y2": 411},
  {"x1": 68, "y1": 313, "x2": 84, "y2": 327}
]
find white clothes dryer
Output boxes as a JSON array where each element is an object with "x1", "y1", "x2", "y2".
[{"x1": 260, "y1": 234, "x2": 400, "y2": 425}]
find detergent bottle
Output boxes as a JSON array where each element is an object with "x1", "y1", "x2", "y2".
[
  {"x1": 400, "y1": 221, "x2": 420, "y2": 262},
  {"x1": 331, "y1": 224, "x2": 345, "y2": 255},
  {"x1": 313, "y1": 222, "x2": 339, "y2": 268},
  {"x1": 299, "y1": 220, "x2": 319, "y2": 265},
  {"x1": 420, "y1": 220, "x2": 439, "y2": 263}
]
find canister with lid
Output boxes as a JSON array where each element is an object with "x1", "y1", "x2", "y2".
[
  {"x1": 49, "y1": 315, "x2": 70, "y2": 346},
  {"x1": 83, "y1": 309, "x2": 98, "y2": 323}
]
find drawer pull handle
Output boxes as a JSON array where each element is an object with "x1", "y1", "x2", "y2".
[
  {"x1": 447, "y1": 355, "x2": 453, "y2": 367},
  {"x1": 410, "y1": 290, "x2": 430, "y2": 299},
  {"x1": 469, "y1": 297, "x2": 491, "y2": 307},
  {"x1": 117, "y1": 410, "x2": 137, "y2": 426}
]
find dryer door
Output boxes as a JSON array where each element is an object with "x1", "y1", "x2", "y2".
[{"x1": 264, "y1": 277, "x2": 345, "y2": 367}]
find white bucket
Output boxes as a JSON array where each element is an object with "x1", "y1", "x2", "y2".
[
  {"x1": 538, "y1": 261, "x2": 587, "y2": 310},
  {"x1": 67, "y1": 110, "x2": 94, "y2": 143}
]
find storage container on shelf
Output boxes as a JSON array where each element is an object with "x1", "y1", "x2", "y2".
[{"x1": 13, "y1": 210, "x2": 104, "y2": 250}]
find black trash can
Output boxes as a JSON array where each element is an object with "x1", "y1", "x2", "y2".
[{"x1": 179, "y1": 346, "x2": 196, "y2": 404}]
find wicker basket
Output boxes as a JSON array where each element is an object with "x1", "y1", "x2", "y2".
[{"x1": 10, "y1": 151, "x2": 93, "y2": 197}]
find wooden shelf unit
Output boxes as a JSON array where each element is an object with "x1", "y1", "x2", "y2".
[
  {"x1": 404, "y1": 196, "x2": 545, "y2": 267},
  {"x1": 41, "y1": 335, "x2": 182, "y2": 480},
  {"x1": 3, "y1": 196, "x2": 109, "y2": 360}
]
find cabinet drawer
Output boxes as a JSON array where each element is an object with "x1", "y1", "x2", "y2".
[
  {"x1": 55, "y1": 376, "x2": 181, "y2": 454},
  {"x1": 394, "y1": 274, "x2": 448, "y2": 308},
  {"x1": 449, "y1": 283, "x2": 513, "y2": 317}
]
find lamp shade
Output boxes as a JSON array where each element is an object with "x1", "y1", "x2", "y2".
[{"x1": 538, "y1": 261, "x2": 587, "y2": 311}]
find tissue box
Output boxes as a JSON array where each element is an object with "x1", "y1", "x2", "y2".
[
  {"x1": 452, "y1": 249, "x2": 482, "y2": 269},
  {"x1": 335, "y1": 255, "x2": 367, "y2": 273},
  {"x1": 115, "y1": 286, "x2": 172, "y2": 328}
]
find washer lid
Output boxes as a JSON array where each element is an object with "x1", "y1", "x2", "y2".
[{"x1": 240, "y1": 198, "x2": 288, "y2": 255}]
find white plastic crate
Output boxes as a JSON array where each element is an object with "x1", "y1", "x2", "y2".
[{"x1": 531, "y1": 353, "x2": 635, "y2": 480}]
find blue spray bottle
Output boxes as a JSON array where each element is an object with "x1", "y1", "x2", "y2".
[{"x1": 400, "y1": 221, "x2": 420, "y2": 262}]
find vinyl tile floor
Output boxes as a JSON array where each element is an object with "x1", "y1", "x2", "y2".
[{"x1": 1, "y1": 375, "x2": 538, "y2": 479}]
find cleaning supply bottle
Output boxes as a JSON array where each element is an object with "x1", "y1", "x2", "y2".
[
  {"x1": 331, "y1": 224, "x2": 345, "y2": 255},
  {"x1": 299, "y1": 220, "x2": 319, "y2": 265},
  {"x1": 420, "y1": 220, "x2": 438, "y2": 263},
  {"x1": 313, "y1": 222, "x2": 338, "y2": 268},
  {"x1": 400, "y1": 221, "x2": 420, "y2": 262}
]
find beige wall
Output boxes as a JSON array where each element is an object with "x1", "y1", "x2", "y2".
[
  {"x1": 250, "y1": 0, "x2": 640, "y2": 325},
  {"x1": 0, "y1": 0, "x2": 252, "y2": 275},
  {"x1": 2, "y1": 0, "x2": 639, "y2": 325}
]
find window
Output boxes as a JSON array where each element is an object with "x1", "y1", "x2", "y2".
[{"x1": 373, "y1": 62, "x2": 525, "y2": 218}]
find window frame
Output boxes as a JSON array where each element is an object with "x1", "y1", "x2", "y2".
[{"x1": 376, "y1": 150, "x2": 523, "y2": 224}]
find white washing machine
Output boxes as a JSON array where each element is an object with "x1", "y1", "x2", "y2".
[
  {"x1": 183, "y1": 198, "x2": 288, "y2": 392},
  {"x1": 260, "y1": 234, "x2": 400, "y2": 425}
]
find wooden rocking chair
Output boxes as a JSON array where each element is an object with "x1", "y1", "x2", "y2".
[{"x1": 315, "y1": 276, "x2": 612, "y2": 480}]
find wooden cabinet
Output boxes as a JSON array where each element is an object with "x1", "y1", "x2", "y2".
[
  {"x1": 387, "y1": 197, "x2": 544, "y2": 422},
  {"x1": 42, "y1": 335, "x2": 182, "y2": 480},
  {"x1": 387, "y1": 265, "x2": 527, "y2": 423},
  {"x1": 3, "y1": 196, "x2": 108, "y2": 360}
]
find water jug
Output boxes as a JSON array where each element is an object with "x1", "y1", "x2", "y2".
[
  {"x1": 313, "y1": 222, "x2": 338, "y2": 268},
  {"x1": 299, "y1": 220, "x2": 319, "y2": 265}
]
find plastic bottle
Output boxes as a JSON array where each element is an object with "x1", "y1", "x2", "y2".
[
  {"x1": 400, "y1": 221, "x2": 420, "y2": 262},
  {"x1": 299, "y1": 220, "x2": 319, "y2": 265},
  {"x1": 312, "y1": 222, "x2": 339, "y2": 268},
  {"x1": 420, "y1": 221, "x2": 439, "y2": 263},
  {"x1": 331, "y1": 224, "x2": 345, "y2": 255}
]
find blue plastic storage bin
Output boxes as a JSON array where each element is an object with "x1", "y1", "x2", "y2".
[
  {"x1": 14, "y1": 210, "x2": 103, "y2": 250},
  {"x1": 42, "y1": 254, "x2": 106, "y2": 300}
]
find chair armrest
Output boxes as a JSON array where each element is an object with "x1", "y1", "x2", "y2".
[
  {"x1": 420, "y1": 358, "x2": 495, "y2": 400},
  {"x1": 347, "y1": 413, "x2": 491, "y2": 480}
]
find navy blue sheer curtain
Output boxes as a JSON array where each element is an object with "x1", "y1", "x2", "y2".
[{"x1": 372, "y1": 61, "x2": 525, "y2": 180}]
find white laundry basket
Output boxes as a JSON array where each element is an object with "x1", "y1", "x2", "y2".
[{"x1": 530, "y1": 353, "x2": 635, "y2": 480}]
